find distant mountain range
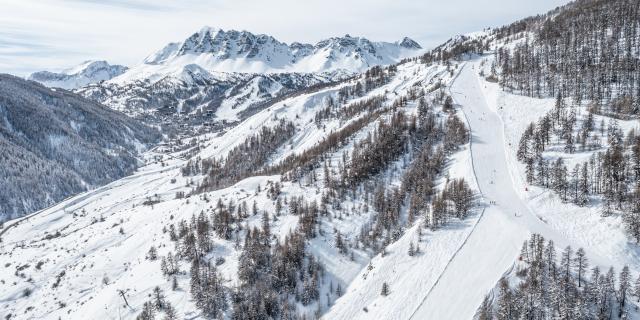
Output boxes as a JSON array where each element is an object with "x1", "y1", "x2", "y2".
[
  {"x1": 127, "y1": 27, "x2": 421, "y2": 81},
  {"x1": 29, "y1": 27, "x2": 421, "y2": 89},
  {"x1": 36, "y1": 28, "x2": 421, "y2": 127},
  {"x1": 28, "y1": 60, "x2": 128, "y2": 90}
]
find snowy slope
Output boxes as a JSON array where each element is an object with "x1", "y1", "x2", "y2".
[
  {"x1": 28, "y1": 60, "x2": 128, "y2": 89},
  {"x1": 0, "y1": 60, "x2": 457, "y2": 320},
  {"x1": 321, "y1": 57, "x2": 640, "y2": 320},
  {"x1": 410, "y1": 58, "x2": 640, "y2": 319},
  {"x1": 0, "y1": 74, "x2": 160, "y2": 222},
  {"x1": 4, "y1": 54, "x2": 638, "y2": 320},
  {"x1": 476, "y1": 56, "x2": 640, "y2": 267},
  {"x1": 322, "y1": 143, "x2": 482, "y2": 320},
  {"x1": 5, "y1": 51, "x2": 640, "y2": 320}
]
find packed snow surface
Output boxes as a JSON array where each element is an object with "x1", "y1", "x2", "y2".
[{"x1": 409, "y1": 59, "x2": 640, "y2": 319}]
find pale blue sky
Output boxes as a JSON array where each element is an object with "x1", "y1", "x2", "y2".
[{"x1": 0, "y1": 0, "x2": 571, "y2": 76}]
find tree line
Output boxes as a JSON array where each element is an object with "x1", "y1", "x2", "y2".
[{"x1": 495, "y1": 0, "x2": 640, "y2": 114}]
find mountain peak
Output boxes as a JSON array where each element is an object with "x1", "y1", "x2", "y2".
[
  {"x1": 122, "y1": 26, "x2": 423, "y2": 82},
  {"x1": 399, "y1": 37, "x2": 422, "y2": 49},
  {"x1": 29, "y1": 60, "x2": 128, "y2": 89},
  {"x1": 174, "y1": 27, "x2": 290, "y2": 62},
  {"x1": 198, "y1": 25, "x2": 222, "y2": 35}
]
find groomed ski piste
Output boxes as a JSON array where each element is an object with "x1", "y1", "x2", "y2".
[
  {"x1": 324, "y1": 57, "x2": 640, "y2": 319},
  {"x1": 1, "y1": 55, "x2": 638, "y2": 320},
  {"x1": 410, "y1": 58, "x2": 640, "y2": 319}
]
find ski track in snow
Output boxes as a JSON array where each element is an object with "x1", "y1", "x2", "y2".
[
  {"x1": 410, "y1": 58, "x2": 640, "y2": 319},
  {"x1": 405, "y1": 62, "x2": 489, "y2": 320}
]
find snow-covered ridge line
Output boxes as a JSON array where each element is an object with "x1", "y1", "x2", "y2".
[
  {"x1": 113, "y1": 27, "x2": 422, "y2": 84},
  {"x1": 29, "y1": 60, "x2": 128, "y2": 90}
]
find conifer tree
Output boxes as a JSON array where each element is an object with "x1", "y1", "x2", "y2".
[
  {"x1": 408, "y1": 242, "x2": 415, "y2": 257},
  {"x1": 574, "y1": 248, "x2": 588, "y2": 287},
  {"x1": 381, "y1": 282, "x2": 390, "y2": 296}
]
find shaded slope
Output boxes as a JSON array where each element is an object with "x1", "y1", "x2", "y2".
[{"x1": 0, "y1": 74, "x2": 160, "y2": 220}]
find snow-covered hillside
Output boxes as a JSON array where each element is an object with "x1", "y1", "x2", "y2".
[
  {"x1": 0, "y1": 58, "x2": 475, "y2": 319},
  {"x1": 28, "y1": 60, "x2": 128, "y2": 89},
  {"x1": 0, "y1": 74, "x2": 160, "y2": 222},
  {"x1": 4, "y1": 45, "x2": 640, "y2": 320},
  {"x1": 5, "y1": 51, "x2": 637, "y2": 320},
  {"x1": 3, "y1": 0, "x2": 640, "y2": 319},
  {"x1": 413, "y1": 58, "x2": 640, "y2": 319},
  {"x1": 76, "y1": 71, "x2": 336, "y2": 123}
]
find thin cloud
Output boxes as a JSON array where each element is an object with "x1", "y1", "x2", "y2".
[{"x1": 61, "y1": 0, "x2": 177, "y2": 12}]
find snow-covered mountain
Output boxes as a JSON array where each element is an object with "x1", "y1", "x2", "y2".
[
  {"x1": 70, "y1": 28, "x2": 419, "y2": 133},
  {"x1": 8, "y1": 44, "x2": 638, "y2": 319},
  {"x1": 115, "y1": 27, "x2": 421, "y2": 83},
  {"x1": 75, "y1": 71, "x2": 340, "y2": 140},
  {"x1": 28, "y1": 60, "x2": 128, "y2": 89},
  {"x1": 1, "y1": 56, "x2": 471, "y2": 320},
  {"x1": 3, "y1": 0, "x2": 640, "y2": 319}
]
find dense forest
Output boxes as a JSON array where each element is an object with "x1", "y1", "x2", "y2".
[
  {"x1": 185, "y1": 119, "x2": 296, "y2": 192},
  {"x1": 478, "y1": 234, "x2": 640, "y2": 320},
  {"x1": 0, "y1": 74, "x2": 160, "y2": 221},
  {"x1": 495, "y1": 0, "x2": 640, "y2": 115},
  {"x1": 183, "y1": 65, "x2": 399, "y2": 193},
  {"x1": 146, "y1": 201, "x2": 326, "y2": 320}
]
